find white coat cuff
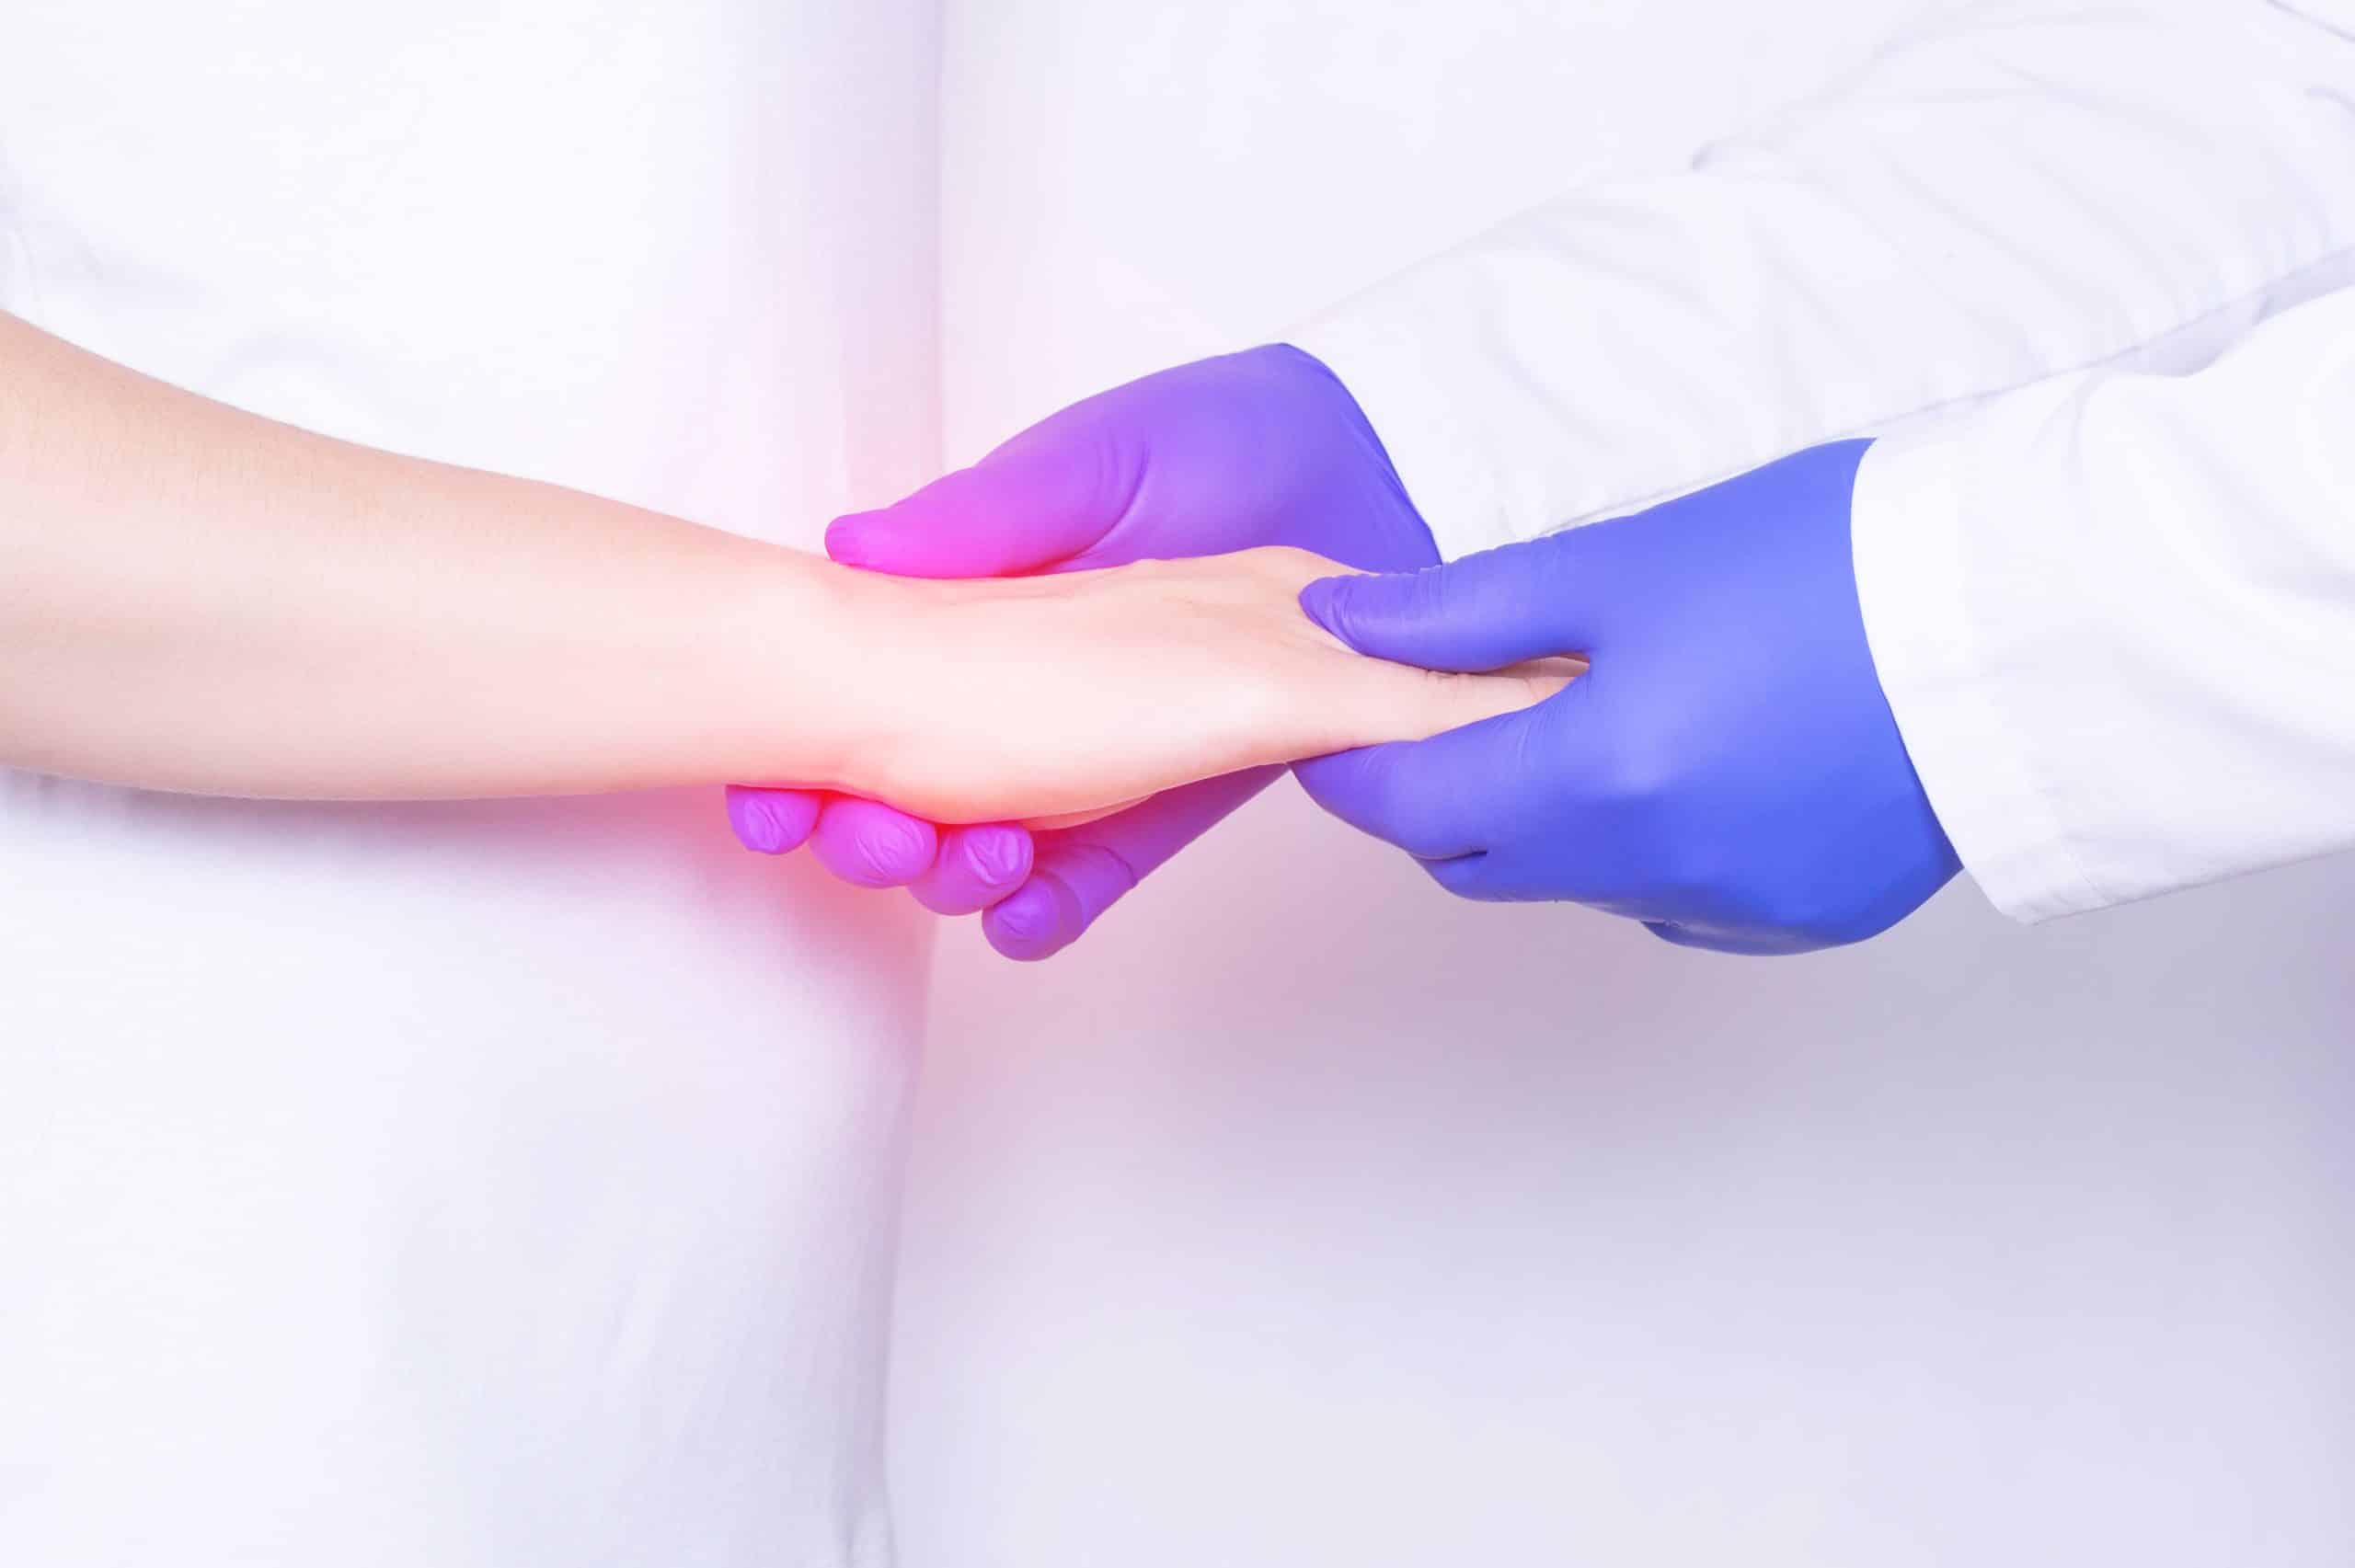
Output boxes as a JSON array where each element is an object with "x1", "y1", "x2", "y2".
[{"x1": 1850, "y1": 429, "x2": 2108, "y2": 924}]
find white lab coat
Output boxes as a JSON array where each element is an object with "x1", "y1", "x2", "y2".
[{"x1": 1296, "y1": 0, "x2": 2355, "y2": 922}]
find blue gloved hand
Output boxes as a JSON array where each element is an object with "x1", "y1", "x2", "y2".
[
  {"x1": 1293, "y1": 439, "x2": 1959, "y2": 954},
  {"x1": 728, "y1": 343, "x2": 1441, "y2": 957}
]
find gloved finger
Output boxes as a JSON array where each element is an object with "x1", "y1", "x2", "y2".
[
  {"x1": 1414, "y1": 826, "x2": 1648, "y2": 911},
  {"x1": 982, "y1": 767, "x2": 1280, "y2": 961},
  {"x1": 808, "y1": 795, "x2": 942, "y2": 888},
  {"x1": 1293, "y1": 698, "x2": 1565, "y2": 862},
  {"x1": 825, "y1": 417, "x2": 1131, "y2": 578},
  {"x1": 1419, "y1": 848, "x2": 1568, "y2": 905},
  {"x1": 1298, "y1": 527, "x2": 1625, "y2": 672},
  {"x1": 726, "y1": 785, "x2": 824, "y2": 855},
  {"x1": 909, "y1": 822, "x2": 1036, "y2": 916},
  {"x1": 1419, "y1": 850, "x2": 1499, "y2": 900}
]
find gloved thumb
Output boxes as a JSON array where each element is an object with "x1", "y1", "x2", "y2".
[
  {"x1": 826, "y1": 418, "x2": 1128, "y2": 579},
  {"x1": 1297, "y1": 531, "x2": 1607, "y2": 672}
]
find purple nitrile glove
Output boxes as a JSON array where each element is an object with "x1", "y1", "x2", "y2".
[
  {"x1": 1293, "y1": 440, "x2": 1959, "y2": 954},
  {"x1": 727, "y1": 343, "x2": 1440, "y2": 958},
  {"x1": 726, "y1": 787, "x2": 1035, "y2": 917}
]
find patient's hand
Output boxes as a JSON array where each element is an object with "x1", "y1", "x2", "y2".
[
  {"x1": 726, "y1": 345, "x2": 1451, "y2": 951},
  {"x1": 807, "y1": 546, "x2": 1572, "y2": 826}
]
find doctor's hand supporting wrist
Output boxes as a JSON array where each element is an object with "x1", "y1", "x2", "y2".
[
  {"x1": 1294, "y1": 440, "x2": 1960, "y2": 955},
  {"x1": 729, "y1": 343, "x2": 1441, "y2": 956}
]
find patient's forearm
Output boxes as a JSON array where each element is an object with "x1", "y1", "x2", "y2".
[
  {"x1": 0, "y1": 312, "x2": 1565, "y2": 815},
  {"x1": 0, "y1": 310, "x2": 867, "y2": 799}
]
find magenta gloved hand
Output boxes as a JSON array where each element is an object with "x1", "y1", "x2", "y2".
[
  {"x1": 725, "y1": 787, "x2": 1037, "y2": 916},
  {"x1": 727, "y1": 343, "x2": 1440, "y2": 957}
]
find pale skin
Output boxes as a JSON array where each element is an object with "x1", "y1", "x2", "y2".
[{"x1": 0, "y1": 312, "x2": 1567, "y2": 824}]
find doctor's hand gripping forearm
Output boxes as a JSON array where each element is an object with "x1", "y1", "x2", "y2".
[{"x1": 0, "y1": 312, "x2": 1560, "y2": 815}]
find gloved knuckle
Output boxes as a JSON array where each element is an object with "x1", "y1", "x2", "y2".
[
  {"x1": 1058, "y1": 841, "x2": 1143, "y2": 902},
  {"x1": 1412, "y1": 563, "x2": 1456, "y2": 623}
]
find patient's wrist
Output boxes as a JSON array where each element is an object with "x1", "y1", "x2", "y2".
[{"x1": 706, "y1": 546, "x2": 909, "y2": 795}]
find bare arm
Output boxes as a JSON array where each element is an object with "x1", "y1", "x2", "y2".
[
  {"x1": 0, "y1": 309, "x2": 886, "y2": 800},
  {"x1": 0, "y1": 313, "x2": 1558, "y2": 819}
]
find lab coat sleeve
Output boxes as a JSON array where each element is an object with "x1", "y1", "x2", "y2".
[
  {"x1": 1290, "y1": 0, "x2": 2355, "y2": 921},
  {"x1": 1850, "y1": 284, "x2": 2355, "y2": 921},
  {"x1": 1292, "y1": 0, "x2": 2355, "y2": 558}
]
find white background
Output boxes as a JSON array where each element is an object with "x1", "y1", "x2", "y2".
[{"x1": 891, "y1": 4, "x2": 2355, "y2": 1563}]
